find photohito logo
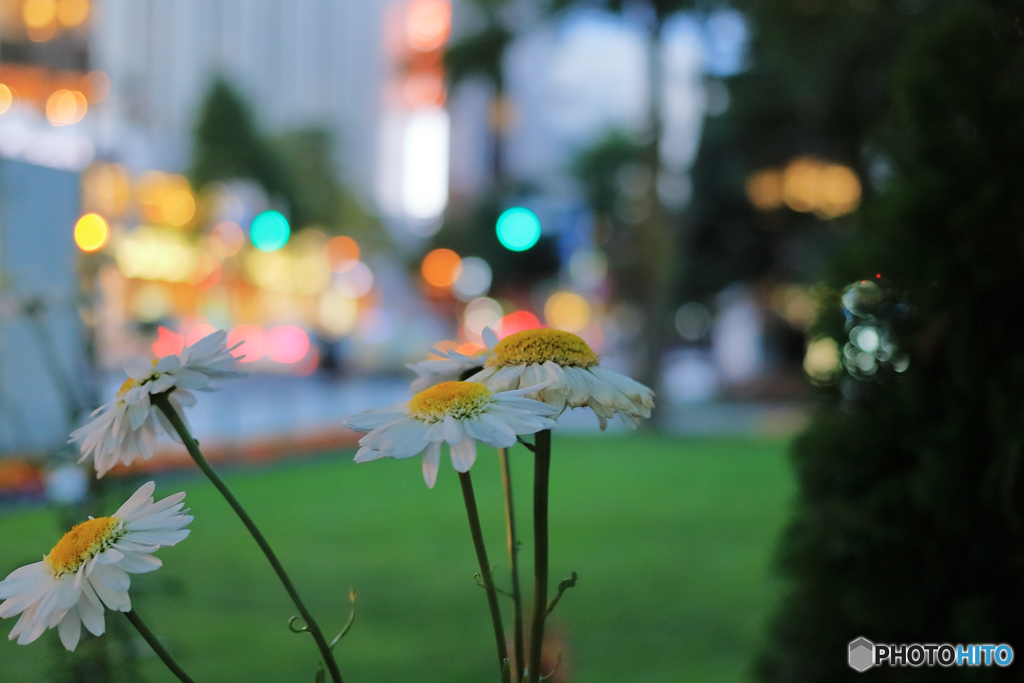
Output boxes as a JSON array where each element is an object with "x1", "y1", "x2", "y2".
[{"x1": 848, "y1": 637, "x2": 1014, "y2": 671}]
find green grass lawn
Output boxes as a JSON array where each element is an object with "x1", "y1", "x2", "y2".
[{"x1": 0, "y1": 434, "x2": 794, "y2": 683}]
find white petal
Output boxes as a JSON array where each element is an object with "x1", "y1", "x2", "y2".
[
  {"x1": 482, "y1": 326, "x2": 499, "y2": 349},
  {"x1": 464, "y1": 414, "x2": 517, "y2": 448},
  {"x1": 115, "y1": 482, "x2": 156, "y2": 518},
  {"x1": 169, "y1": 368, "x2": 210, "y2": 390},
  {"x1": 449, "y1": 437, "x2": 477, "y2": 472},
  {"x1": 58, "y1": 608, "x2": 82, "y2": 651},
  {"x1": 128, "y1": 399, "x2": 150, "y2": 430},
  {"x1": 443, "y1": 415, "x2": 464, "y2": 444},
  {"x1": 124, "y1": 357, "x2": 154, "y2": 380},
  {"x1": 353, "y1": 446, "x2": 385, "y2": 463},
  {"x1": 343, "y1": 404, "x2": 409, "y2": 432},
  {"x1": 421, "y1": 442, "x2": 441, "y2": 488}
]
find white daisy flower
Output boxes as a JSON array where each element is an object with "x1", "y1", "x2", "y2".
[
  {"x1": 69, "y1": 330, "x2": 244, "y2": 478},
  {"x1": 0, "y1": 482, "x2": 192, "y2": 651},
  {"x1": 343, "y1": 381, "x2": 559, "y2": 488},
  {"x1": 467, "y1": 327, "x2": 655, "y2": 430},
  {"x1": 406, "y1": 345, "x2": 492, "y2": 394}
]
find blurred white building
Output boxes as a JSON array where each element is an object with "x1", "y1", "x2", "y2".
[{"x1": 89, "y1": 0, "x2": 390, "y2": 201}]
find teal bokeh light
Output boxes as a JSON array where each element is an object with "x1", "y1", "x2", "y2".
[
  {"x1": 250, "y1": 211, "x2": 290, "y2": 252},
  {"x1": 496, "y1": 207, "x2": 541, "y2": 252}
]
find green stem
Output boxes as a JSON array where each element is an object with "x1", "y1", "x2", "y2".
[
  {"x1": 123, "y1": 610, "x2": 196, "y2": 683},
  {"x1": 499, "y1": 447, "x2": 525, "y2": 683},
  {"x1": 152, "y1": 394, "x2": 343, "y2": 683},
  {"x1": 458, "y1": 471, "x2": 511, "y2": 683},
  {"x1": 527, "y1": 430, "x2": 552, "y2": 683}
]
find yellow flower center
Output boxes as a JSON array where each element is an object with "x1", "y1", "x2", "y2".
[
  {"x1": 45, "y1": 517, "x2": 123, "y2": 577},
  {"x1": 116, "y1": 378, "x2": 136, "y2": 397},
  {"x1": 409, "y1": 381, "x2": 492, "y2": 422},
  {"x1": 486, "y1": 328, "x2": 599, "y2": 368}
]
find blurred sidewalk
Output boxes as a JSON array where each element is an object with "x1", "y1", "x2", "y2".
[{"x1": 97, "y1": 373, "x2": 808, "y2": 455}]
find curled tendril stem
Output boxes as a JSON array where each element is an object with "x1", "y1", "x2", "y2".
[
  {"x1": 543, "y1": 572, "x2": 578, "y2": 620},
  {"x1": 329, "y1": 590, "x2": 358, "y2": 650},
  {"x1": 153, "y1": 392, "x2": 344, "y2": 683}
]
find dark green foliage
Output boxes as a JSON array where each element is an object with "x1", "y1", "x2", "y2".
[
  {"x1": 758, "y1": 3, "x2": 1024, "y2": 681},
  {"x1": 189, "y1": 79, "x2": 298, "y2": 214},
  {"x1": 272, "y1": 129, "x2": 385, "y2": 245},
  {"x1": 445, "y1": 22, "x2": 513, "y2": 90}
]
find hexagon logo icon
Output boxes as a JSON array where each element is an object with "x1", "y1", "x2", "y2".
[{"x1": 849, "y1": 637, "x2": 875, "y2": 672}]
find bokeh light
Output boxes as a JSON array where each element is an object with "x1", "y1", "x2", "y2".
[
  {"x1": 748, "y1": 159, "x2": 861, "y2": 218},
  {"x1": 318, "y1": 290, "x2": 359, "y2": 337},
  {"x1": 152, "y1": 327, "x2": 185, "y2": 358},
  {"x1": 0, "y1": 85, "x2": 12, "y2": 116},
  {"x1": 333, "y1": 261, "x2": 374, "y2": 298},
  {"x1": 82, "y1": 163, "x2": 131, "y2": 217},
  {"x1": 804, "y1": 337, "x2": 840, "y2": 381},
  {"x1": 46, "y1": 90, "x2": 86, "y2": 126},
  {"x1": 496, "y1": 310, "x2": 541, "y2": 338},
  {"x1": 81, "y1": 71, "x2": 110, "y2": 103},
  {"x1": 674, "y1": 302, "x2": 712, "y2": 342},
  {"x1": 228, "y1": 325, "x2": 266, "y2": 363},
  {"x1": 250, "y1": 211, "x2": 290, "y2": 252},
  {"x1": 568, "y1": 249, "x2": 608, "y2": 290},
  {"x1": 326, "y1": 235, "x2": 360, "y2": 272},
  {"x1": 23, "y1": 0, "x2": 56, "y2": 29},
  {"x1": 162, "y1": 189, "x2": 196, "y2": 226},
  {"x1": 116, "y1": 227, "x2": 196, "y2": 282},
  {"x1": 544, "y1": 292, "x2": 591, "y2": 332},
  {"x1": 463, "y1": 297, "x2": 503, "y2": 336},
  {"x1": 56, "y1": 0, "x2": 89, "y2": 27},
  {"x1": 421, "y1": 248, "x2": 462, "y2": 288},
  {"x1": 131, "y1": 284, "x2": 171, "y2": 323},
  {"x1": 496, "y1": 208, "x2": 541, "y2": 251},
  {"x1": 745, "y1": 169, "x2": 784, "y2": 210},
  {"x1": 185, "y1": 323, "x2": 217, "y2": 347},
  {"x1": 406, "y1": 0, "x2": 451, "y2": 52},
  {"x1": 74, "y1": 213, "x2": 108, "y2": 252},
  {"x1": 210, "y1": 221, "x2": 245, "y2": 258},
  {"x1": 268, "y1": 326, "x2": 310, "y2": 363},
  {"x1": 452, "y1": 256, "x2": 492, "y2": 300}
]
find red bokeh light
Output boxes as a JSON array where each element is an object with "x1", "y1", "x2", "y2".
[
  {"x1": 152, "y1": 326, "x2": 185, "y2": 358},
  {"x1": 496, "y1": 311, "x2": 541, "y2": 338},
  {"x1": 268, "y1": 326, "x2": 310, "y2": 364},
  {"x1": 227, "y1": 325, "x2": 266, "y2": 363}
]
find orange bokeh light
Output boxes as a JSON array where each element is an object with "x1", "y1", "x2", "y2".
[
  {"x1": 406, "y1": 0, "x2": 450, "y2": 52},
  {"x1": 326, "y1": 235, "x2": 360, "y2": 272},
  {"x1": 421, "y1": 248, "x2": 462, "y2": 288}
]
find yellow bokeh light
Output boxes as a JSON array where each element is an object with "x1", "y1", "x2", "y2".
[
  {"x1": 745, "y1": 169, "x2": 784, "y2": 210},
  {"x1": 46, "y1": 90, "x2": 80, "y2": 126},
  {"x1": 56, "y1": 0, "x2": 89, "y2": 27},
  {"x1": 74, "y1": 213, "x2": 108, "y2": 252},
  {"x1": 162, "y1": 189, "x2": 196, "y2": 226},
  {"x1": 23, "y1": 0, "x2": 56, "y2": 28},
  {"x1": 422, "y1": 248, "x2": 462, "y2": 288},
  {"x1": 115, "y1": 226, "x2": 197, "y2": 282},
  {"x1": 818, "y1": 165, "x2": 861, "y2": 218},
  {"x1": 82, "y1": 163, "x2": 131, "y2": 217},
  {"x1": 804, "y1": 337, "x2": 840, "y2": 381},
  {"x1": 544, "y1": 292, "x2": 591, "y2": 333},
  {"x1": 782, "y1": 157, "x2": 822, "y2": 213},
  {"x1": 0, "y1": 85, "x2": 12, "y2": 116},
  {"x1": 318, "y1": 290, "x2": 359, "y2": 337}
]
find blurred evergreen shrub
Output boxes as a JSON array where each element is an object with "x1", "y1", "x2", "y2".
[{"x1": 758, "y1": 2, "x2": 1024, "y2": 681}]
